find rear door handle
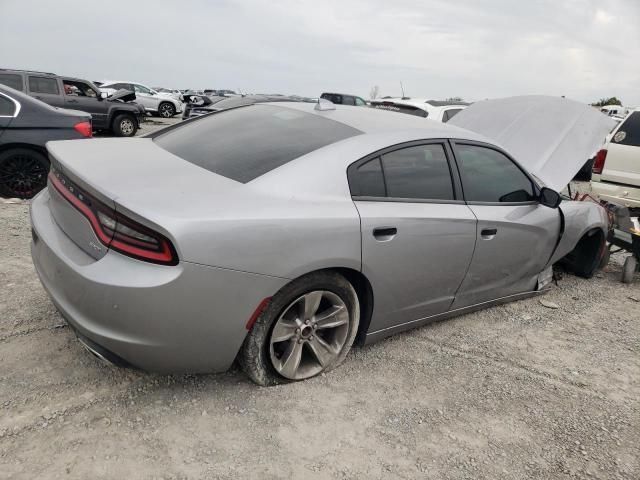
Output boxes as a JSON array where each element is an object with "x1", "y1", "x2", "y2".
[
  {"x1": 481, "y1": 228, "x2": 497, "y2": 239},
  {"x1": 67, "y1": 99, "x2": 78, "y2": 103},
  {"x1": 373, "y1": 227, "x2": 397, "y2": 241}
]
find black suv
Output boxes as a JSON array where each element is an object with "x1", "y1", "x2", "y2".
[
  {"x1": 320, "y1": 92, "x2": 368, "y2": 106},
  {"x1": 0, "y1": 69, "x2": 145, "y2": 137}
]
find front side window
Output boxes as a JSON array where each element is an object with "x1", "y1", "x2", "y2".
[
  {"x1": 343, "y1": 96, "x2": 356, "y2": 106},
  {"x1": 0, "y1": 73, "x2": 23, "y2": 91},
  {"x1": 63, "y1": 80, "x2": 97, "y2": 97},
  {"x1": 355, "y1": 97, "x2": 367, "y2": 106},
  {"x1": 134, "y1": 84, "x2": 152, "y2": 94},
  {"x1": 349, "y1": 144, "x2": 455, "y2": 201},
  {"x1": 28, "y1": 76, "x2": 59, "y2": 95},
  {"x1": 456, "y1": 144, "x2": 534, "y2": 203},
  {"x1": 0, "y1": 94, "x2": 17, "y2": 116}
]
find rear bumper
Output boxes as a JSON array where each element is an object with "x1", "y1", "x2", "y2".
[
  {"x1": 30, "y1": 190, "x2": 287, "y2": 373},
  {"x1": 591, "y1": 180, "x2": 640, "y2": 208}
]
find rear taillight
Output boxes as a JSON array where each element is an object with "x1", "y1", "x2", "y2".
[
  {"x1": 48, "y1": 170, "x2": 178, "y2": 265},
  {"x1": 593, "y1": 149, "x2": 607, "y2": 174},
  {"x1": 74, "y1": 121, "x2": 93, "y2": 138}
]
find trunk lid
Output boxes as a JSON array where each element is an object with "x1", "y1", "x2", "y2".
[
  {"x1": 450, "y1": 95, "x2": 617, "y2": 191},
  {"x1": 46, "y1": 138, "x2": 243, "y2": 260}
]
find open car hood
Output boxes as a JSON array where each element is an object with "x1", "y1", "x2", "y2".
[
  {"x1": 449, "y1": 95, "x2": 617, "y2": 191},
  {"x1": 107, "y1": 89, "x2": 136, "y2": 102}
]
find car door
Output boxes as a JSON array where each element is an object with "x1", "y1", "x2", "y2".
[
  {"x1": 350, "y1": 141, "x2": 477, "y2": 333},
  {"x1": 27, "y1": 75, "x2": 64, "y2": 107},
  {"x1": 449, "y1": 141, "x2": 561, "y2": 309},
  {"x1": 132, "y1": 84, "x2": 159, "y2": 111},
  {"x1": 62, "y1": 79, "x2": 107, "y2": 129}
]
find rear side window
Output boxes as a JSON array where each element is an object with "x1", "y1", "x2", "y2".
[
  {"x1": 0, "y1": 73, "x2": 23, "y2": 91},
  {"x1": 381, "y1": 145, "x2": 454, "y2": 200},
  {"x1": 0, "y1": 94, "x2": 16, "y2": 116},
  {"x1": 456, "y1": 144, "x2": 534, "y2": 203},
  {"x1": 613, "y1": 112, "x2": 640, "y2": 147},
  {"x1": 349, "y1": 144, "x2": 455, "y2": 201},
  {"x1": 28, "y1": 76, "x2": 59, "y2": 95},
  {"x1": 154, "y1": 105, "x2": 361, "y2": 183}
]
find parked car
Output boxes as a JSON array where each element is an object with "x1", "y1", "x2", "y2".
[
  {"x1": 0, "y1": 69, "x2": 145, "y2": 137},
  {"x1": 203, "y1": 89, "x2": 238, "y2": 96},
  {"x1": 99, "y1": 81, "x2": 183, "y2": 118},
  {"x1": 182, "y1": 94, "x2": 314, "y2": 119},
  {"x1": 591, "y1": 109, "x2": 640, "y2": 210},
  {"x1": 370, "y1": 98, "x2": 469, "y2": 122},
  {"x1": 153, "y1": 87, "x2": 182, "y2": 100},
  {"x1": 320, "y1": 92, "x2": 368, "y2": 106},
  {"x1": 0, "y1": 85, "x2": 91, "y2": 198},
  {"x1": 30, "y1": 96, "x2": 612, "y2": 385}
]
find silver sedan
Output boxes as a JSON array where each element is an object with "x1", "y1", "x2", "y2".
[{"x1": 30, "y1": 98, "x2": 611, "y2": 385}]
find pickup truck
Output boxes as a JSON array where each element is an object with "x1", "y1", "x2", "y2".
[{"x1": 0, "y1": 69, "x2": 145, "y2": 137}]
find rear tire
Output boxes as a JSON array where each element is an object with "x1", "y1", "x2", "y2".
[
  {"x1": 0, "y1": 148, "x2": 50, "y2": 199},
  {"x1": 622, "y1": 256, "x2": 637, "y2": 284},
  {"x1": 240, "y1": 271, "x2": 360, "y2": 386},
  {"x1": 112, "y1": 114, "x2": 137, "y2": 137}
]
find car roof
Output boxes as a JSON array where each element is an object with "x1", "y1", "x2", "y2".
[
  {"x1": 268, "y1": 101, "x2": 483, "y2": 139},
  {"x1": 0, "y1": 68, "x2": 57, "y2": 76}
]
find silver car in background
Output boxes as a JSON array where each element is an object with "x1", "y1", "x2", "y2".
[{"x1": 30, "y1": 97, "x2": 612, "y2": 385}]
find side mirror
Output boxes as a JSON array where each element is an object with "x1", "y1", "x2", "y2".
[
  {"x1": 539, "y1": 187, "x2": 561, "y2": 208},
  {"x1": 99, "y1": 91, "x2": 108, "y2": 100}
]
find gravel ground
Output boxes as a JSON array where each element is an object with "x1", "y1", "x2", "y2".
[{"x1": 1, "y1": 190, "x2": 639, "y2": 479}]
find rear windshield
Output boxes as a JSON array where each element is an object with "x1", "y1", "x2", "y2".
[
  {"x1": 614, "y1": 112, "x2": 640, "y2": 147},
  {"x1": 154, "y1": 105, "x2": 361, "y2": 183},
  {"x1": 370, "y1": 102, "x2": 428, "y2": 118}
]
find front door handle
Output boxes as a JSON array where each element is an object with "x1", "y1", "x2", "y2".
[
  {"x1": 373, "y1": 226, "x2": 397, "y2": 241},
  {"x1": 481, "y1": 228, "x2": 497, "y2": 239},
  {"x1": 67, "y1": 99, "x2": 78, "y2": 103}
]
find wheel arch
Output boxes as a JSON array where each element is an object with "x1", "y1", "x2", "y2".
[
  {"x1": 556, "y1": 226, "x2": 607, "y2": 278},
  {"x1": 270, "y1": 266, "x2": 374, "y2": 346},
  {"x1": 0, "y1": 142, "x2": 47, "y2": 157}
]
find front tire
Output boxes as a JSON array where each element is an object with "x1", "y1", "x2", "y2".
[
  {"x1": 112, "y1": 114, "x2": 137, "y2": 137},
  {"x1": 158, "y1": 102, "x2": 176, "y2": 118},
  {"x1": 240, "y1": 271, "x2": 360, "y2": 386},
  {"x1": 0, "y1": 148, "x2": 50, "y2": 199}
]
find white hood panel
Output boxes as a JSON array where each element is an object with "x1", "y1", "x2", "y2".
[{"x1": 449, "y1": 95, "x2": 617, "y2": 191}]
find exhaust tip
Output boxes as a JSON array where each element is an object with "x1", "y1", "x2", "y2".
[{"x1": 75, "y1": 333, "x2": 132, "y2": 369}]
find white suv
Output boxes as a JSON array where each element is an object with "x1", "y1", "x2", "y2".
[
  {"x1": 591, "y1": 110, "x2": 640, "y2": 210},
  {"x1": 370, "y1": 98, "x2": 468, "y2": 122},
  {"x1": 99, "y1": 81, "x2": 183, "y2": 118}
]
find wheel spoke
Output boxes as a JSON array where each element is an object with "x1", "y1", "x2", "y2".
[
  {"x1": 307, "y1": 335, "x2": 337, "y2": 367},
  {"x1": 300, "y1": 291, "x2": 322, "y2": 319},
  {"x1": 271, "y1": 320, "x2": 297, "y2": 343},
  {"x1": 279, "y1": 340, "x2": 303, "y2": 378},
  {"x1": 315, "y1": 305, "x2": 348, "y2": 330}
]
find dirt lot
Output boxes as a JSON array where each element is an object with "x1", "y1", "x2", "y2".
[{"x1": 1, "y1": 195, "x2": 639, "y2": 479}]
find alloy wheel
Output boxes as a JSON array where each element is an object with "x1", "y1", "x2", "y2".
[
  {"x1": 159, "y1": 103, "x2": 175, "y2": 118},
  {"x1": 269, "y1": 290, "x2": 350, "y2": 380},
  {"x1": 0, "y1": 153, "x2": 48, "y2": 198}
]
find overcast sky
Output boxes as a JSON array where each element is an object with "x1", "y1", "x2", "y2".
[{"x1": 2, "y1": 0, "x2": 639, "y2": 104}]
